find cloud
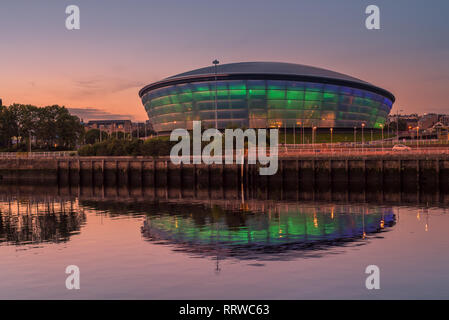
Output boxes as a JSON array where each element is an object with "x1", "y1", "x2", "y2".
[
  {"x1": 67, "y1": 107, "x2": 137, "y2": 122},
  {"x1": 70, "y1": 77, "x2": 146, "y2": 99}
]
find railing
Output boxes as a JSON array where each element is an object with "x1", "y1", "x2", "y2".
[
  {"x1": 278, "y1": 145, "x2": 449, "y2": 156},
  {"x1": 0, "y1": 151, "x2": 77, "y2": 159}
]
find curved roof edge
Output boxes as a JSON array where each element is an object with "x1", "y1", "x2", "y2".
[{"x1": 139, "y1": 62, "x2": 395, "y2": 102}]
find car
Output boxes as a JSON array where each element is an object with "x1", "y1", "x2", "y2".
[{"x1": 392, "y1": 144, "x2": 411, "y2": 151}]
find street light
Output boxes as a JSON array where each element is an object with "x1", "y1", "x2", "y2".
[
  {"x1": 362, "y1": 123, "x2": 365, "y2": 152},
  {"x1": 354, "y1": 126, "x2": 357, "y2": 147},
  {"x1": 330, "y1": 127, "x2": 333, "y2": 153},
  {"x1": 284, "y1": 122, "x2": 287, "y2": 145},
  {"x1": 296, "y1": 121, "x2": 302, "y2": 146},
  {"x1": 213, "y1": 59, "x2": 220, "y2": 130},
  {"x1": 396, "y1": 108, "x2": 404, "y2": 143},
  {"x1": 293, "y1": 121, "x2": 296, "y2": 145},
  {"x1": 416, "y1": 126, "x2": 420, "y2": 149},
  {"x1": 380, "y1": 124, "x2": 384, "y2": 151},
  {"x1": 312, "y1": 126, "x2": 317, "y2": 153}
]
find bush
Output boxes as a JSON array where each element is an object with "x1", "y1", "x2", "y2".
[{"x1": 77, "y1": 137, "x2": 175, "y2": 157}]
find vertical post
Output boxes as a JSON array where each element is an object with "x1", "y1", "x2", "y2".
[
  {"x1": 296, "y1": 159, "x2": 300, "y2": 193},
  {"x1": 330, "y1": 128, "x2": 333, "y2": 153},
  {"x1": 293, "y1": 122, "x2": 295, "y2": 145},
  {"x1": 127, "y1": 160, "x2": 131, "y2": 186},
  {"x1": 153, "y1": 160, "x2": 156, "y2": 188},
  {"x1": 354, "y1": 127, "x2": 357, "y2": 149},
  {"x1": 362, "y1": 123, "x2": 365, "y2": 153},
  {"x1": 416, "y1": 159, "x2": 420, "y2": 186},
  {"x1": 436, "y1": 159, "x2": 440, "y2": 190},
  {"x1": 91, "y1": 160, "x2": 95, "y2": 186},
  {"x1": 116, "y1": 160, "x2": 119, "y2": 186},
  {"x1": 381, "y1": 159, "x2": 384, "y2": 188},
  {"x1": 346, "y1": 159, "x2": 349, "y2": 188},
  {"x1": 78, "y1": 159, "x2": 81, "y2": 185},
  {"x1": 56, "y1": 160, "x2": 60, "y2": 185},
  {"x1": 213, "y1": 59, "x2": 219, "y2": 130},
  {"x1": 284, "y1": 124, "x2": 287, "y2": 146},
  {"x1": 141, "y1": 160, "x2": 144, "y2": 187},
  {"x1": 381, "y1": 125, "x2": 384, "y2": 152},
  {"x1": 416, "y1": 126, "x2": 419, "y2": 149},
  {"x1": 102, "y1": 159, "x2": 105, "y2": 186}
]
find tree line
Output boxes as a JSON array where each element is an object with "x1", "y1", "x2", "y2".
[{"x1": 0, "y1": 104, "x2": 84, "y2": 151}]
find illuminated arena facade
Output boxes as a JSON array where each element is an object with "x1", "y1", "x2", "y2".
[{"x1": 139, "y1": 62, "x2": 395, "y2": 133}]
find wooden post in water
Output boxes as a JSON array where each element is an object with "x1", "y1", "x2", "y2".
[
  {"x1": 102, "y1": 160, "x2": 105, "y2": 186},
  {"x1": 78, "y1": 159, "x2": 81, "y2": 185},
  {"x1": 91, "y1": 160, "x2": 95, "y2": 186}
]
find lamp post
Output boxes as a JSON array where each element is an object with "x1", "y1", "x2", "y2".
[
  {"x1": 312, "y1": 126, "x2": 317, "y2": 153},
  {"x1": 296, "y1": 121, "x2": 302, "y2": 146},
  {"x1": 302, "y1": 122, "x2": 305, "y2": 145},
  {"x1": 213, "y1": 59, "x2": 220, "y2": 130},
  {"x1": 354, "y1": 126, "x2": 357, "y2": 148},
  {"x1": 293, "y1": 121, "x2": 296, "y2": 145},
  {"x1": 362, "y1": 123, "x2": 365, "y2": 152},
  {"x1": 284, "y1": 122, "x2": 287, "y2": 145},
  {"x1": 330, "y1": 127, "x2": 333, "y2": 153},
  {"x1": 416, "y1": 126, "x2": 419, "y2": 149},
  {"x1": 380, "y1": 124, "x2": 384, "y2": 152},
  {"x1": 396, "y1": 108, "x2": 404, "y2": 143}
]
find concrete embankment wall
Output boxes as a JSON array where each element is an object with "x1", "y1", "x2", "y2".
[{"x1": 0, "y1": 155, "x2": 447, "y2": 191}]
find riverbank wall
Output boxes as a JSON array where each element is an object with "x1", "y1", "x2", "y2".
[{"x1": 0, "y1": 155, "x2": 447, "y2": 192}]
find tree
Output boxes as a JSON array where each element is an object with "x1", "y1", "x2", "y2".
[
  {"x1": 0, "y1": 104, "x2": 83, "y2": 151},
  {"x1": 85, "y1": 129, "x2": 109, "y2": 144}
]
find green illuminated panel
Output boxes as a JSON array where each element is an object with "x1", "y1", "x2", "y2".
[
  {"x1": 141, "y1": 79, "x2": 393, "y2": 131},
  {"x1": 143, "y1": 205, "x2": 395, "y2": 247}
]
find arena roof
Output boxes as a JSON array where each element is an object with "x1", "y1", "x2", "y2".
[{"x1": 139, "y1": 61, "x2": 395, "y2": 102}]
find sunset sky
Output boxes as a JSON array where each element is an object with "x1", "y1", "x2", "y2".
[{"x1": 1, "y1": 0, "x2": 448, "y2": 121}]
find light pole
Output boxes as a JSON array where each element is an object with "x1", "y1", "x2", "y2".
[
  {"x1": 330, "y1": 127, "x2": 333, "y2": 153},
  {"x1": 301, "y1": 122, "x2": 305, "y2": 145},
  {"x1": 354, "y1": 126, "x2": 357, "y2": 147},
  {"x1": 312, "y1": 126, "x2": 317, "y2": 153},
  {"x1": 396, "y1": 108, "x2": 404, "y2": 143},
  {"x1": 284, "y1": 123, "x2": 287, "y2": 145},
  {"x1": 213, "y1": 59, "x2": 219, "y2": 130},
  {"x1": 296, "y1": 121, "x2": 302, "y2": 146},
  {"x1": 416, "y1": 126, "x2": 419, "y2": 149},
  {"x1": 293, "y1": 121, "x2": 296, "y2": 145},
  {"x1": 362, "y1": 123, "x2": 365, "y2": 152},
  {"x1": 380, "y1": 124, "x2": 384, "y2": 152}
]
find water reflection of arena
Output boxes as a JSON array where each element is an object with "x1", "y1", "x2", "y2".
[{"x1": 141, "y1": 202, "x2": 395, "y2": 259}]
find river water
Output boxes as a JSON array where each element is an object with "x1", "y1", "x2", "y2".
[{"x1": 0, "y1": 184, "x2": 448, "y2": 299}]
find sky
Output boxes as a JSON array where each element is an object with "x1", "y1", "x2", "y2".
[{"x1": 0, "y1": 0, "x2": 448, "y2": 121}]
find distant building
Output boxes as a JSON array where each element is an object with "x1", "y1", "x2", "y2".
[
  {"x1": 0, "y1": 98, "x2": 2, "y2": 106},
  {"x1": 440, "y1": 115, "x2": 449, "y2": 127},
  {"x1": 86, "y1": 120, "x2": 132, "y2": 134},
  {"x1": 419, "y1": 113, "x2": 439, "y2": 130}
]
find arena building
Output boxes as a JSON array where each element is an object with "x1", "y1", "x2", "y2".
[{"x1": 139, "y1": 62, "x2": 395, "y2": 134}]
